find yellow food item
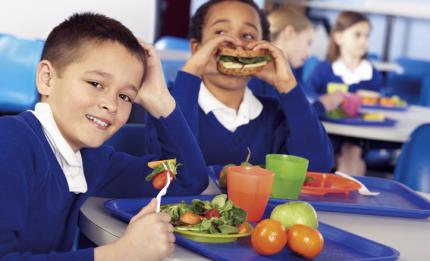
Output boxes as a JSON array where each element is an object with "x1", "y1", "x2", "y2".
[
  {"x1": 147, "y1": 159, "x2": 176, "y2": 169},
  {"x1": 363, "y1": 113, "x2": 385, "y2": 121}
]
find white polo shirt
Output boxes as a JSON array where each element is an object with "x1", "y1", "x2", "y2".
[
  {"x1": 31, "y1": 102, "x2": 87, "y2": 194},
  {"x1": 198, "y1": 82, "x2": 263, "y2": 132},
  {"x1": 332, "y1": 59, "x2": 373, "y2": 85}
]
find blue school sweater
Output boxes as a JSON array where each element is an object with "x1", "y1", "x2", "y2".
[
  {"x1": 305, "y1": 60, "x2": 383, "y2": 116},
  {"x1": 170, "y1": 71, "x2": 334, "y2": 172},
  {"x1": 0, "y1": 107, "x2": 208, "y2": 260},
  {"x1": 248, "y1": 68, "x2": 302, "y2": 99}
]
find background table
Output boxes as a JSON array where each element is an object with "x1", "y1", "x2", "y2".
[
  {"x1": 80, "y1": 193, "x2": 430, "y2": 261},
  {"x1": 322, "y1": 105, "x2": 430, "y2": 143}
]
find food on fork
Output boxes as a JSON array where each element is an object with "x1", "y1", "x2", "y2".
[
  {"x1": 217, "y1": 47, "x2": 271, "y2": 76},
  {"x1": 146, "y1": 159, "x2": 179, "y2": 189}
]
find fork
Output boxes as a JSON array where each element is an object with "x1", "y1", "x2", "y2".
[
  {"x1": 156, "y1": 163, "x2": 172, "y2": 213},
  {"x1": 335, "y1": 171, "x2": 380, "y2": 196}
]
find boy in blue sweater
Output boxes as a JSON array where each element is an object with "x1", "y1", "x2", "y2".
[
  {"x1": 0, "y1": 13, "x2": 208, "y2": 260},
  {"x1": 169, "y1": 0, "x2": 333, "y2": 172}
]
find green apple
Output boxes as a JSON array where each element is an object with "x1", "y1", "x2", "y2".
[{"x1": 270, "y1": 201, "x2": 318, "y2": 229}]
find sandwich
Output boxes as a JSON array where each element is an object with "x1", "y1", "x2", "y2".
[
  {"x1": 217, "y1": 47, "x2": 271, "y2": 76},
  {"x1": 356, "y1": 90, "x2": 380, "y2": 106}
]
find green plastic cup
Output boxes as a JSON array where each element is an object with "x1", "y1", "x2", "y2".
[{"x1": 265, "y1": 154, "x2": 309, "y2": 200}]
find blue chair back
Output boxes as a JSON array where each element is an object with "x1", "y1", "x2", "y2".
[
  {"x1": 0, "y1": 34, "x2": 44, "y2": 113},
  {"x1": 161, "y1": 59, "x2": 186, "y2": 88},
  {"x1": 154, "y1": 36, "x2": 190, "y2": 52},
  {"x1": 302, "y1": 55, "x2": 319, "y2": 83},
  {"x1": 385, "y1": 57, "x2": 430, "y2": 105},
  {"x1": 419, "y1": 76, "x2": 430, "y2": 107},
  {"x1": 394, "y1": 124, "x2": 430, "y2": 192}
]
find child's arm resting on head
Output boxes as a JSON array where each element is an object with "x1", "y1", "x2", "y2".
[
  {"x1": 250, "y1": 41, "x2": 297, "y2": 94},
  {"x1": 134, "y1": 42, "x2": 175, "y2": 119}
]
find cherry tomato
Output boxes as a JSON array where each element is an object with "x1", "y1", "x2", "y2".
[
  {"x1": 179, "y1": 211, "x2": 202, "y2": 225},
  {"x1": 204, "y1": 208, "x2": 221, "y2": 218},
  {"x1": 152, "y1": 170, "x2": 174, "y2": 189},
  {"x1": 287, "y1": 224, "x2": 324, "y2": 259},
  {"x1": 251, "y1": 219, "x2": 287, "y2": 256}
]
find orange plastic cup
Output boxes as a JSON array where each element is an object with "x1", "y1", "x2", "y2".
[{"x1": 227, "y1": 166, "x2": 274, "y2": 222}]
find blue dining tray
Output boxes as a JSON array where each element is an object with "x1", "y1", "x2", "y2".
[
  {"x1": 361, "y1": 104, "x2": 408, "y2": 111},
  {"x1": 269, "y1": 176, "x2": 430, "y2": 219},
  {"x1": 321, "y1": 115, "x2": 397, "y2": 126},
  {"x1": 105, "y1": 195, "x2": 399, "y2": 261}
]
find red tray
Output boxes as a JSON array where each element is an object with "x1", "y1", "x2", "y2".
[{"x1": 301, "y1": 172, "x2": 361, "y2": 196}]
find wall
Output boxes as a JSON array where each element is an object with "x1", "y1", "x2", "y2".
[{"x1": 0, "y1": 0, "x2": 157, "y2": 43}]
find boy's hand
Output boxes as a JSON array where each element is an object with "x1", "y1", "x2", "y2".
[
  {"x1": 113, "y1": 198, "x2": 175, "y2": 261},
  {"x1": 319, "y1": 91, "x2": 346, "y2": 112},
  {"x1": 248, "y1": 41, "x2": 297, "y2": 94},
  {"x1": 135, "y1": 41, "x2": 176, "y2": 118},
  {"x1": 182, "y1": 35, "x2": 238, "y2": 77}
]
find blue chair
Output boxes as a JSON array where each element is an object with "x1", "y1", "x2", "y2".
[
  {"x1": 302, "y1": 55, "x2": 319, "y2": 83},
  {"x1": 393, "y1": 124, "x2": 430, "y2": 193},
  {"x1": 104, "y1": 123, "x2": 160, "y2": 156},
  {"x1": 0, "y1": 34, "x2": 44, "y2": 113},
  {"x1": 154, "y1": 36, "x2": 190, "y2": 52},
  {"x1": 161, "y1": 59, "x2": 186, "y2": 88},
  {"x1": 385, "y1": 57, "x2": 430, "y2": 105},
  {"x1": 419, "y1": 76, "x2": 430, "y2": 107}
]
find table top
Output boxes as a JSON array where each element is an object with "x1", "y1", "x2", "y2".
[
  {"x1": 322, "y1": 105, "x2": 430, "y2": 143},
  {"x1": 80, "y1": 193, "x2": 430, "y2": 261}
]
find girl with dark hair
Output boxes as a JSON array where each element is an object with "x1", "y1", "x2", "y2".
[{"x1": 166, "y1": 0, "x2": 333, "y2": 172}]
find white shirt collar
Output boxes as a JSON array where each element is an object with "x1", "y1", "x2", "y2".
[
  {"x1": 198, "y1": 82, "x2": 263, "y2": 132},
  {"x1": 332, "y1": 59, "x2": 373, "y2": 85},
  {"x1": 31, "y1": 102, "x2": 87, "y2": 194}
]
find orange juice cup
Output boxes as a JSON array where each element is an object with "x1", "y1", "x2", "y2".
[{"x1": 227, "y1": 166, "x2": 274, "y2": 222}]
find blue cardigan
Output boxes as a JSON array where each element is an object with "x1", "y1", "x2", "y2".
[
  {"x1": 305, "y1": 60, "x2": 383, "y2": 116},
  {"x1": 170, "y1": 71, "x2": 334, "y2": 172},
  {"x1": 0, "y1": 107, "x2": 208, "y2": 260}
]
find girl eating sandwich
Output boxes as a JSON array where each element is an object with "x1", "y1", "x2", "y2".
[{"x1": 163, "y1": 0, "x2": 334, "y2": 172}]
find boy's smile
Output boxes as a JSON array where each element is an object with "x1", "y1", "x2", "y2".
[{"x1": 37, "y1": 41, "x2": 144, "y2": 151}]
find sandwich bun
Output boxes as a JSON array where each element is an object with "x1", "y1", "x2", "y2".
[{"x1": 217, "y1": 47, "x2": 270, "y2": 76}]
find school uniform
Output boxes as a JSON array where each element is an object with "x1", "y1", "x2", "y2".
[
  {"x1": 169, "y1": 70, "x2": 334, "y2": 172},
  {"x1": 306, "y1": 59, "x2": 383, "y2": 116},
  {"x1": 248, "y1": 67, "x2": 302, "y2": 99},
  {"x1": 0, "y1": 103, "x2": 208, "y2": 260}
]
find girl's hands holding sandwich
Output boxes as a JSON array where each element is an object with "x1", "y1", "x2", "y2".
[
  {"x1": 183, "y1": 35, "x2": 238, "y2": 78},
  {"x1": 248, "y1": 41, "x2": 297, "y2": 94},
  {"x1": 135, "y1": 41, "x2": 176, "y2": 118}
]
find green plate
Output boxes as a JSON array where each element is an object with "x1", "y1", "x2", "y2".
[{"x1": 174, "y1": 222, "x2": 253, "y2": 243}]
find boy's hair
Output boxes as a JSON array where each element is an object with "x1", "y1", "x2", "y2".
[
  {"x1": 41, "y1": 12, "x2": 147, "y2": 80},
  {"x1": 190, "y1": 0, "x2": 271, "y2": 42},
  {"x1": 327, "y1": 11, "x2": 370, "y2": 63},
  {"x1": 268, "y1": 8, "x2": 313, "y2": 41}
]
